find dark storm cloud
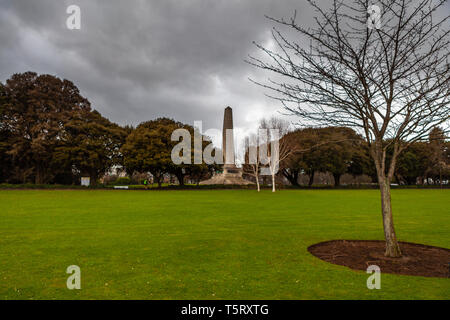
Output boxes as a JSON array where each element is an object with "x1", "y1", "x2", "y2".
[{"x1": 0, "y1": 0, "x2": 312, "y2": 135}]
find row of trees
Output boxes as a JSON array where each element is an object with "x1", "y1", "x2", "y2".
[
  {"x1": 1, "y1": 72, "x2": 447, "y2": 188},
  {"x1": 278, "y1": 126, "x2": 449, "y2": 187},
  {"x1": 0, "y1": 72, "x2": 217, "y2": 186},
  {"x1": 242, "y1": 118, "x2": 448, "y2": 191}
]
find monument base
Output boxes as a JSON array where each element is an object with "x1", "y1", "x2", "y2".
[{"x1": 199, "y1": 167, "x2": 254, "y2": 185}]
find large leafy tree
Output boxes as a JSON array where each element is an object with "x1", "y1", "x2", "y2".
[
  {"x1": 316, "y1": 127, "x2": 363, "y2": 187},
  {"x1": 122, "y1": 118, "x2": 216, "y2": 187},
  {"x1": 347, "y1": 142, "x2": 377, "y2": 183},
  {"x1": 394, "y1": 142, "x2": 430, "y2": 185},
  {"x1": 121, "y1": 118, "x2": 190, "y2": 187},
  {"x1": 281, "y1": 128, "x2": 324, "y2": 187},
  {"x1": 2, "y1": 72, "x2": 91, "y2": 184},
  {"x1": 53, "y1": 110, "x2": 127, "y2": 185},
  {"x1": 281, "y1": 127, "x2": 362, "y2": 187}
]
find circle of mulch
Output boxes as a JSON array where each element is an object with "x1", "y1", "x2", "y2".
[{"x1": 308, "y1": 240, "x2": 450, "y2": 278}]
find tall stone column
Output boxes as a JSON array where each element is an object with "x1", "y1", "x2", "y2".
[
  {"x1": 222, "y1": 106, "x2": 235, "y2": 168},
  {"x1": 199, "y1": 106, "x2": 254, "y2": 185}
]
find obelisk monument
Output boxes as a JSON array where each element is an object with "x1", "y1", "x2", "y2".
[
  {"x1": 222, "y1": 106, "x2": 237, "y2": 173},
  {"x1": 199, "y1": 106, "x2": 253, "y2": 185}
]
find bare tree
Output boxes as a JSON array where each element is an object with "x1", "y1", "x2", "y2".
[
  {"x1": 249, "y1": 0, "x2": 449, "y2": 256},
  {"x1": 243, "y1": 134, "x2": 261, "y2": 192},
  {"x1": 259, "y1": 117, "x2": 294, "y2": 192}
]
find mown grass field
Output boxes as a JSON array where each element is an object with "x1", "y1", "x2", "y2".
[{"x1": 0, "y1": 189, "x2": 448, "y2": 300}]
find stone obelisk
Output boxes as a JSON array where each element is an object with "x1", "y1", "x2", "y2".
[
  {"x1": 199, "y1": 106, "x2": 254, "y2": 185},
  {"x1": 222, "y1": 106, "x2": 236, "y2": 173}
]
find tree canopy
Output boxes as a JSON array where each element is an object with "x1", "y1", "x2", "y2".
[{"x1": 0, "y1": 72, "x2": 124, "y2": 184}]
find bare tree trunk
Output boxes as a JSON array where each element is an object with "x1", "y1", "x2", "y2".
[
  {"x1": 254, "y1": 167, "x2": 260, "y2": 192},
  {"x1": 378, "y1": 174, "x2": 402, "y2": 257},
  {"x1": 271, "y1": 173, "x2": 276, "y2": 192},
  {"x1": 282, "y1": 169, "x2": 299, "y2": 186}
]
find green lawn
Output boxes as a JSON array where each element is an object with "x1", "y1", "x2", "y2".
[{"x1": 0, "y1": 189, "x2": 448, "y2": 300}]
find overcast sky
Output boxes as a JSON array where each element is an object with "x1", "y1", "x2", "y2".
[{"x1": 0, "y1": 0, "x2": 318, "y2": 147}]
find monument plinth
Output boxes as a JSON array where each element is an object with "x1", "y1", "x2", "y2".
[{"x1": 200, "y1": 107, "x2": 254, "y2": 185}]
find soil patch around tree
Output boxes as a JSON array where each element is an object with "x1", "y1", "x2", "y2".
[{"x1": 308, "y1": 240, "x2": 450, "y2": 278}]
